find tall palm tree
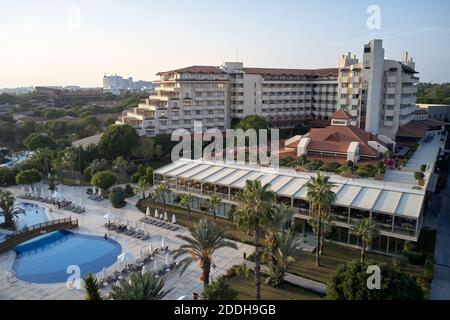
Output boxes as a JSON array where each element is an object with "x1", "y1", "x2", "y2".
[
  {"x1": 0, "y1": 190, "x2": 25, "y2": 227},
  {"x1": 173, "y1": 219, "x2": 237, "y2": 289},
  {"x1": 265, "y1": 203, "x2": 294, "y2": 267},
  {"x1": 61, "y1": 149, "x2": 77, "y2": 181},
  {"x1": 179, "y1": 193, "x2": 194, "y2": 220},
  {"x1": 30, "y1": 148, "x2": 54, "y2": 176},
  {"x1": 305, "y1": 172, "x2": 336, "y2": 267},
  {"x1": 266, "y1": 230, "x2": 301, "y2": 287},
  {"x1": 206, "y1": 194, "x2": 221, "y2": 221},
  {"x1": 110, "y1": 272, "x2": 171, "y2": 300},
  {"x1": 154, "y1": 182, "x2": 170, "y2": 213},
  {"x1": 232, "y1": 179, "x2": 276, "y2": 300},
  {"x1": 308, "y1": 211, "x2": 333, "y2": 255},
  {"x1": 350, "y1": 218, "x2": 379, "y2": 263},
  {"x1": 83, "y1": 273, "x2": 102, "y2": 300}
]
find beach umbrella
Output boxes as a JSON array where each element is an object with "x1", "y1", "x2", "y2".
[
  {"x1": 141, "y1": 223, "x2": 145, "y2": 232},
  {"x1": 153, "y1": 259, "x2": 158, "y2": 274},
  {"x1": 48, "y1": 190, "x2": 52, "y2": 197},
  {"x1": 125, "y1": 218, "x2": 129, "y2": 226},
  {"x1": 160, "y1": 214, "x2": 164, "y2": 220},
  {"x1": 163, "y1": 212, "x2": 168, "y2": 221},
  {"x1": 21, "y1": 186, "x2": 25, "y2": 193},
  {"x1": 134, "y1": 220, "x2": 138, "y2": 229},
  {"x1": 149, "y1": 243, "x2": 153, "y2": 260},
  {"x1": 146, "y1": 207, "x2": 151, "y2": 217},
  {"x1": 141, "y1": 265, "x2": 147, "y2": 275},
  {"x1": 139, "y1": 248, "x2": 144, "y2": 260},
  {"x1": 118, "y1": 252, "x2": 135, "y2": 268},
  {"x1": 115, "y1": 280, "x2": 120, "y2": 287},
  {"x1": 161, "y1": 236, "x2": 165, "y2": 249},
  {"x1": 154, "y1": 209, "x2": 159, "y2": 219},
  {"x1": 101, "y1": 268, "x2": 107, "y2": 280},
  {"x1": 104, "y1": 213, "x2": 116, "y2": 220},
  {"x1": 116, "y1": 262, "x2": 122, "y2": 273},
  {"x1": 171, "y1": 214, "x2": 176, "y2": 224}
]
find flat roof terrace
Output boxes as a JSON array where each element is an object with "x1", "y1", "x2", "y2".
[{"x1": 154, "y1": 158, "x2": 426, "y2": 220}]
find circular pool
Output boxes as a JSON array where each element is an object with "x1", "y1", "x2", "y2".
[{"x1": 12, "y1": 230, "x2": 122, "y2": 284}]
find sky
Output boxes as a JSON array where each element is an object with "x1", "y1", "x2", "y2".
[{"x1": 1, "y1": 0, "x2": 450, "y2": 88}]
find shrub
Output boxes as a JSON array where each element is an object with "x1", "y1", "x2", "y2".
[
  {"x1": 110, "y1": 186, "x2": 126, "y2": 208},
  {"x1": 124, "y1": 184, "x2": 135, "y2": 198},
  {"x1": 131, "y1": 172, "x2": 142, "y2": 183},
  {"x1": 91, "y1": 171, "x2": 118, "y2": 190},
  {"x1": 420, "y1": 164, "x2": 427, "y2": 172},
  {"x1": 326, "y1": 260, "x2": 423, "y2": 300},
  {"x1": 83, "y1": 167, "x2": 92, "y2": 182},
  {"x1": 202, "y1": 278, "x2": 239, "y2": 300},
  {"x1": 414, "y1": 171, "x2": 425, "y2": 181},
  {"x1": 403, "y1": 251, "x2": 426, "y2": 265},
  {"x1": 404, "y1": 242, "x2": 419, "y2": 252},
  {"x1": 319, "y1": 162, "x2": 340, "y2": 173},
  {"x1": 126, "y1": 162, "x2": 138, "y2": 175},
  {"x1": 356, "y1": 167, "x2": 370, "y2": 178},
  {"x1": 15, "y1": 169, "x2": 42, "y2": 186},
  {"x1": 0, "y1": 167, "x2": 16, "y2": 186}
]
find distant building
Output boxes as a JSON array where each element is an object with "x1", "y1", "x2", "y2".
[
  {"x1": 102, "y1": 74, "x2": 157, "y2": 95},
  {"x1": 412, "y1": 108, "x2": 428, "y2": 121},
  {"x1": 417, "y1": 104, "x2": 450, "y2": 122},
  {"x1": 279, "y1": 110, "x2": 388, "y2": 164}
]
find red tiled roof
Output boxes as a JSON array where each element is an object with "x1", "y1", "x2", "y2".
[
  {"x1": 331, "y1": 109, "x2": 352, "y2": 120},
  {"x1": 242, "y1": 67, "x2": 338, "y2": 77},
  {"x1": 306, "y1": 125, "x2": 385, "y2": 157},
  {"x1": 396, "y1": 120, "x2": 447, "y2": 138},
  {"x1": 158, "y1": 65, "x2": 225, "y2": 75}
]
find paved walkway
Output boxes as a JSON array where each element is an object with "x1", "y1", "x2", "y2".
[
  {"x1": 430, "y1": 176, "x2": 450, "y2": 300},
  {"x1": 0, "y1": 184, "x2": 253, "y2": 300},
  {"x1": 243, "y1": 260, "x2": 326, "y2": 294}
]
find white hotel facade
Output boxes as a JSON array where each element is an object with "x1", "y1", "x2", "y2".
[{"x1": 117, "y1": 39, "x2": 419, "y2": 141}]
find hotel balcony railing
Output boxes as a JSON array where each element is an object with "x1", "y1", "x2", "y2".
[{"x1": 393, "y1": 226, "x2": 416, "y2": 237}]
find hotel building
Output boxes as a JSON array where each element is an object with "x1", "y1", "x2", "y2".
[{"x1": 117, "y1": 39, "x2": 419, "y2": 141}]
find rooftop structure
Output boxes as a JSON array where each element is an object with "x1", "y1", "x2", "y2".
[
  {"x1": 154, "y1": 157, "x2": 431, "y2": 254},
  {"x1": 280, "y1": 110, "x2": 388, "y2": 163}
]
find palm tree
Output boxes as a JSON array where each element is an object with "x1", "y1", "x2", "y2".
[
  {"x1": 308, "y1": 211, "x2": 333, "y2": 255},
  {"x1": 206, "y1": 194, "x2": 221, "y2": 221},
  {"x1": 83, "y1": 273, "x2": 102, "y2": 300},
  {"x1": 266, "y1": 230, "x2": 301, "y2": 287},
  {"x1": 110, "y1": 272, "x2": 171, "y2": 300},
  {"x1": 305, "y1": 172, "x2": 336, "y2": 267},
  {"x1": 61, "y1": 149, "x2": 77, "y2": 181},
  {"x1": 173, "y1": 219, "x2": 237, "y2": 289},
  {"x1": 0, "y1": 190, "x2": 25, "y2": 227},
  {"x1": 138, "y1": 176, "x2": 151, "y2": 198},
  {"x1": 350, "y1": 218, "x2": 379, "y2": 263},
  {"x1": 179, "y1": 193, "x2": 194, "y2": 220},
  {"x1": 30, "y1": 148, "x2": 54, "y2": 176},
  {"x1": 113, "y1": 156, "x2": 128, "y2": 182},
  {"x1": 232, "y1": 179, "x2": 276, "y2": 300},
  {"x1": 265, "y1": 203, "x2": 294, "y2": 267},
  {"x1": 154, "y1": 182, "x2": 170, "y2": 213}
]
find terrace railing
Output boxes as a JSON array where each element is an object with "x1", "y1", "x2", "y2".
[{"x1": 0, "y1": 218, "x2": 78, "y2": 254}]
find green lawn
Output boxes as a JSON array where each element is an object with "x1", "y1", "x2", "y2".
[
  {"x1": 287, "y1": 241, "x2": 426, "y2": 284},
  {"x1": 227, "y1": 274, "x2": 323, "y2": 300},
  {"x1": 137, "y1": 197, "x2": 430, "y2": 285}
]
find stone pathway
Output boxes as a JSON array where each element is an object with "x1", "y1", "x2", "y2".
[{"x1": 0, "y1": 184, "x2": 253, "y2": 300}]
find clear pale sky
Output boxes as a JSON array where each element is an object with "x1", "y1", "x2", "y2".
[{"x1": 1, "y1": 0, "x2": 449, "y2": 87}]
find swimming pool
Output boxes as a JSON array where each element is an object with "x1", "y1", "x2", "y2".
[
  {"x1": 13, "y1": 230, "x2": 122, "y2": 284},
  {"x1": 0, "y1": 202, "x2": 49, "y2": 230}
]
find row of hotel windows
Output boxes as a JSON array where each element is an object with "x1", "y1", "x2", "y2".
[
  {"x1": 175, "y1": 100, "x2": 225, "y2": 107},
  {"x1": 341, "y1": 83, "x2": 361, "y2": 88},
  {"x1": 262, "y1": 92, "x2": 338, "y2": 96},
  {"x1": 164, "y1": 109, "x2": 225, "y2": 117},
  {"x1": 159, "y1": 118, "x2": 225, "y2": 126},
  {"x1": 155, "y1": 126, "x2": 226, "y2": 134},
  {"x1": 340, "y1": 71, "x2": 362, "y2": 77},
  {"x1": 261, "y1": 84, "x2": 337, "y2": 89},
  {"x1": 194, "y1": 91, "x2": 225, "y2": 97},
  {"x1": 262, "y1": 100, "x2": 338, "y2": 104}
]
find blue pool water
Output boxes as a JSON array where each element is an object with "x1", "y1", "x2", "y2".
[
  {"x1": 13, "y1": 230, "x2": 122, "y2": 284},
  {"x1": 0, "y1": 202, "x2": 48, "y2": 230}
]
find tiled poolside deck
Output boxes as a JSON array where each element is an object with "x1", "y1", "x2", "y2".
[{"x1": 0, "y1": 185, "x2": 253, "y2": 300}]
